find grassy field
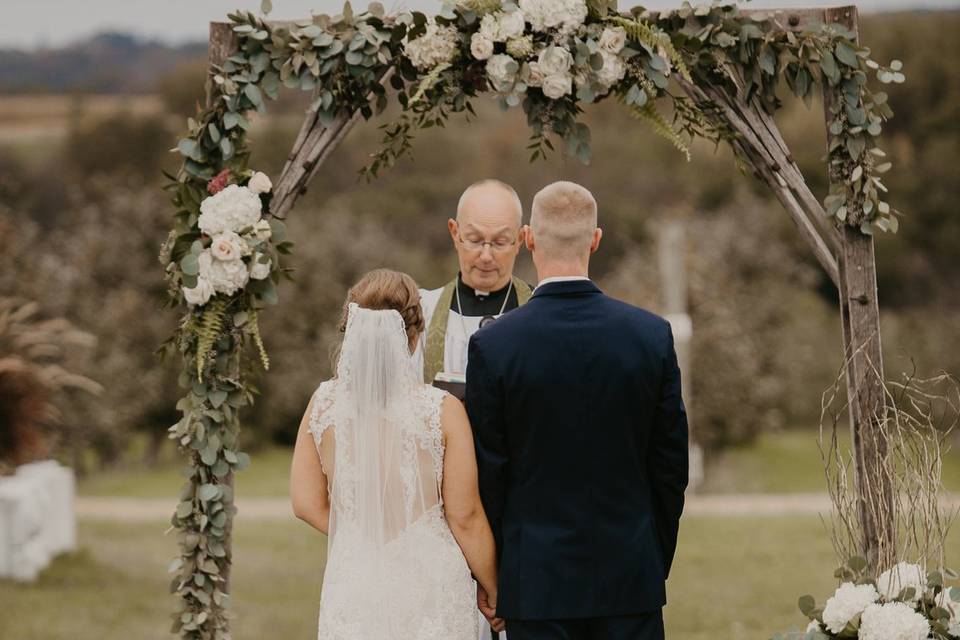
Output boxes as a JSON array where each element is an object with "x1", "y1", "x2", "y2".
[
  {"x1": 77, "y1": 430, "x2": 960, "y2": 498},
  {"x1": 0, "y1": 514, "x2": 905, "y2": 640}
]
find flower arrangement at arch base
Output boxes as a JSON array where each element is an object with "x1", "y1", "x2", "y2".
[{"x1": 774, "y1": 558, "x2": 960, "y2": 640}]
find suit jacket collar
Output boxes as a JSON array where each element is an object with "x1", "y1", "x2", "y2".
[{"x1": 531, "y1": 279, "x2": 602, "y2": 299}]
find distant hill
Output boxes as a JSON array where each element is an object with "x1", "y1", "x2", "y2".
[{"x1": 0, "y1": 32, "x2": 205, "y2": 94}]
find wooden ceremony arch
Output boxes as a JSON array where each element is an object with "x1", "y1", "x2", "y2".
[{"x1": 162, "y1": 3, "x2": 899, "y2": 636}]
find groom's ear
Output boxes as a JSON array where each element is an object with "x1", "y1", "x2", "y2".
[
  {"x1": 589, "y1": 227, "x2": 603, "y2": 253},
  {"x1": 523, "y1": 225, "x2": 535, "y2": 251}
]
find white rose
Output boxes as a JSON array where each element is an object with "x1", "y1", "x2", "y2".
[
  {"x1": 498, "y1": 10, "x2": 526, "y2": 41},
  {"x1": 198, "y1": 250, "x2": 249, "y2": 295},
  {"x1": 541, "y1": 73, "x2": 572, "y2": 99},
  {"x1": 822, "y1": 582, "x2": 880, "y2": 633},
  {"x1": 596, "y1": 50, "x2": 626, "y2": 89},
  {"x1": 805, "y1": 620, "x2": 822, "y2": 634},
  {"x1": 182, "y1": 277, "x2": 214, "y2": 306},
  {"x1": 198, "y1": 184, "x2": 263, "y2": 235},
  {"x1": 598, "y1": 26, "x2": 627, "y2": 54},
  {"x1": 209, "y1": 231, "x2": 249, "y2": 262},
  {"x1": 537, "y1": 45, "x2": 573, "y2": 76},
  {"x1": 252, "y1": 219, "x2": 272, "y2": 241},
  {"x1": 486, "y1": 54, "x2": 519, "y2": 91},
  {"x1": 470, "y1": 33, "x2": 494, "y2": 60},
  {"x1": 249, "y1": 254, "x2": 271, "y2": 280},
  {"x1": 247, "y1": 171, "x2": 272, "y2": 194},
  {"x1": 877, "y1": 562, "x2": 926, "y2": 602},
  {"x1": 859, "y1": 602, "x2": 930, "y2": 640},
  {"x1": 525, "y1": 61, "x2": 545, "y2": 87}
]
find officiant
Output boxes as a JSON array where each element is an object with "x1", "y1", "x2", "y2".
[{"x1": 417, "y1": 178, "x2": 532, "y2": 389}]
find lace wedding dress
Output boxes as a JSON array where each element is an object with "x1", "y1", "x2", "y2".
[{"x1": 307, "y1": 303, "x2": 479, "y2": 640}]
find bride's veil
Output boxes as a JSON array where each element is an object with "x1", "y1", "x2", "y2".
[{"x1": 328, "y1": 302, "x2": 435, "y2": 590}]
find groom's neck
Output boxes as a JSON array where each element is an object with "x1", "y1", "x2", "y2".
[{"x1": 535, "y1": 262, "x2": 590, "y2": 281}]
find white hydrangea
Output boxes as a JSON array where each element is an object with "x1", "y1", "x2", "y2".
[
  {"x1": 598, "y1": 26, "x2": 627, "y2": 54},
  {"x1": 505, "y1": 35, "x2": 534, "y2": 58},
  {"x1": 247, "y1": 171, "x2": 272, "y2": 194},
  {"x1": 541, "y1": 73, "x2": 572, "y2": 99},
  {"x1": 877, "y1": 562, "x2": 927, "y2": 602},
  {"x1": 182, "y1": 277, "x2": 214, "y2": 306},
  {"x1": 198, "y1": 184, "x2": 263, "y2": 236},
  {"x1": 486, "y1": 53, "x2": 519, "y2": 91},
  {"x1": 497, "y1": 10, "x2": 526, "y2": 40},
  {"x1": 403, "y1": 21, "x2": 459, "y2": 70},
  {"x1": 198, "y1": 249, "x2": 249, "y2": 296},
  {"x1": 595, "y1": 50, "x2": 626, "y2": 89},
  {"x1": 518, "y1": 0, "x2": 587, "y2": 33},
  {"x1": 209, "y1": 231, "x2": 251, "y2": 262},
  {"x1": 859, "y1": 602, "x2": 930, "y2": 640},
  {"x1": 822, "y1": 582, "x2": 880, "y2": 633},
  {"x1": 470, "y1": 32, "x2": 494, "y2": 60}
]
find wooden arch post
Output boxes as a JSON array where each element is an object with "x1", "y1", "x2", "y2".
[{"x1": 205, "y1": 3, "x2": 893, "y2": 577}]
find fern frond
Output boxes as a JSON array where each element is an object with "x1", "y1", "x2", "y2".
[
  {"x1": 410, "y1": 62, "x2": 451, "y2": 106},
  {"x1": 622, "y1": 98, "x2": 692, "y2": 161},
  {"x1": 608, "y1": 16, "x2": 693, "y2": 83},
  {"x1": 248, "y1": 308, "x2": 270, "y2": 372},
  {"x1": 195, "y1": 297, "x2": 229, "y2": 382}
]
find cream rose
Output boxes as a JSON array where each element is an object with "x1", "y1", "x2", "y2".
[
  {"x1": 598, "y1": 26, "x2": 627, "y2": 54},
  {"x1": 210, "y1": 231, "x2": 249, "y2": 262},
  {"x1": 471, "y1": 33, "x2": 494, "y2": 60},
  {"x1": 537, "y1": 46, "x2": 573, "y2": 76},
  {"x1": 248, "y1": 171, "x2": 272, "y2": 194},
  {"x1": 541, "y1": 73, "x2": 572, "y2": 99}
]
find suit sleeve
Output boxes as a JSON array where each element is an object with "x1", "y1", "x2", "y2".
[
  {"x1": 648, "y1": 322, "x2": 689, "y2": 578},
  {"x1": 465, "y1": 333, "x2": 508, "y2": 557}
]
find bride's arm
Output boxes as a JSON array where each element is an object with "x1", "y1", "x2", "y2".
[
  {"x1": 440, "y1": 395, "x2": 499, "y2": 602},
  {"x1": 290, "y1": 396, "x2": 331, "y2": 534}
]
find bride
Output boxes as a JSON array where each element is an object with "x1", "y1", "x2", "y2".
[{"x1": 290, "y1": 268, "x2": 501, "y2": 639}]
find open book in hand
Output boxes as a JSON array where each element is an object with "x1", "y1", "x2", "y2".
[{"x1": 432, "y1": 371, "x2": 466, "y2": 400}]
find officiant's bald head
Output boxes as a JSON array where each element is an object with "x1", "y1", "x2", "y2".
[{"x1": 448, "y1": 179, "x2": 525, "y2": 291}]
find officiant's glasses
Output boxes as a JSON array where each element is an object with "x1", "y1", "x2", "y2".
[{"x1": 457, "y1": 234, "x2": 519, "y2": 253}]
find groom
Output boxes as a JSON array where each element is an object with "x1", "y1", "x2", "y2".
[{"x1": 465, "y1": 181, "x2": 689, "y2": 639}]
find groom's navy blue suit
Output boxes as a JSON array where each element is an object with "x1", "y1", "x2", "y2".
[{"x1": 465, "y1": 279, "x2": 688, "y2": 640}]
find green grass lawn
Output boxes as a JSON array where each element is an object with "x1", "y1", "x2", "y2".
[
  {"x1": 9, "y1": 514, "x2": 944, "y2": 640},
  {"x1": 79, "y1": 430, "x2": 960, "y2": 498},
  {"x1": 699, "y1": 429, "x2": 960, "y2": 494}
]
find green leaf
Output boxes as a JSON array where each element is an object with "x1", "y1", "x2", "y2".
[
  {"x1": 261, "y1": 0, "x2": 273, "y2": 15},
  {"x1": 208, "y1": 389, "x2": 228, "y2": 408},
  {"x1": 198, "y1": 483, "x2": 220, "y2": 502},
  {"x1": 835, "y1": 41, "x2": 859, "y2": 68},
  {"x1": 180, "y1": 254, "x2": 199, "y2": 276},
  {"x1": 798, "y1": 595, "x2": 816, "y2": 616}
]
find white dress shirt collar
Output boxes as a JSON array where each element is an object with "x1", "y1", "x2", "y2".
[{"x1": 534, "y1": 275, "x2": 591, "y2": 292}]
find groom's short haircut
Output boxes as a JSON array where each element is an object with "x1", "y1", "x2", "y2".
[
  {"x1": 530, "y1": 181, "x2": 597, "y2": 260},
  {"x1": 456, "y1": 179, "x2": 523, "y2": 227}
]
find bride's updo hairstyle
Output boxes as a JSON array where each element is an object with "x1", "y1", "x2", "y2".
[{"x1": 338, "y1": 269, "x2": 425, "y2": 351}]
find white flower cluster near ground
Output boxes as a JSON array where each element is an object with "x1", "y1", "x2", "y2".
[
  {"x1": 822, "y1": 582, "x2": 880, "y2": 633},
  {"x1": 183, "y1": 172, "x2": 274, "y2": 306},
  {"x1": 807, "y1": 562, "x2": 960, "y2": 640}
]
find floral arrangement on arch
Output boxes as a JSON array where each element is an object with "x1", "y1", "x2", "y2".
[{"x1": 775, "y1": 558, "x2": 960, "y2": 640}]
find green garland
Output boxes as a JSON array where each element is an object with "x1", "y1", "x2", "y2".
[{"x1": 160, "y1": 1, "x2": 906, "y2": 637}]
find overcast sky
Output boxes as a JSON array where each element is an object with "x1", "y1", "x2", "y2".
[{"x1": 2, "y1": 0, "x2": 957, "y2": 49}]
